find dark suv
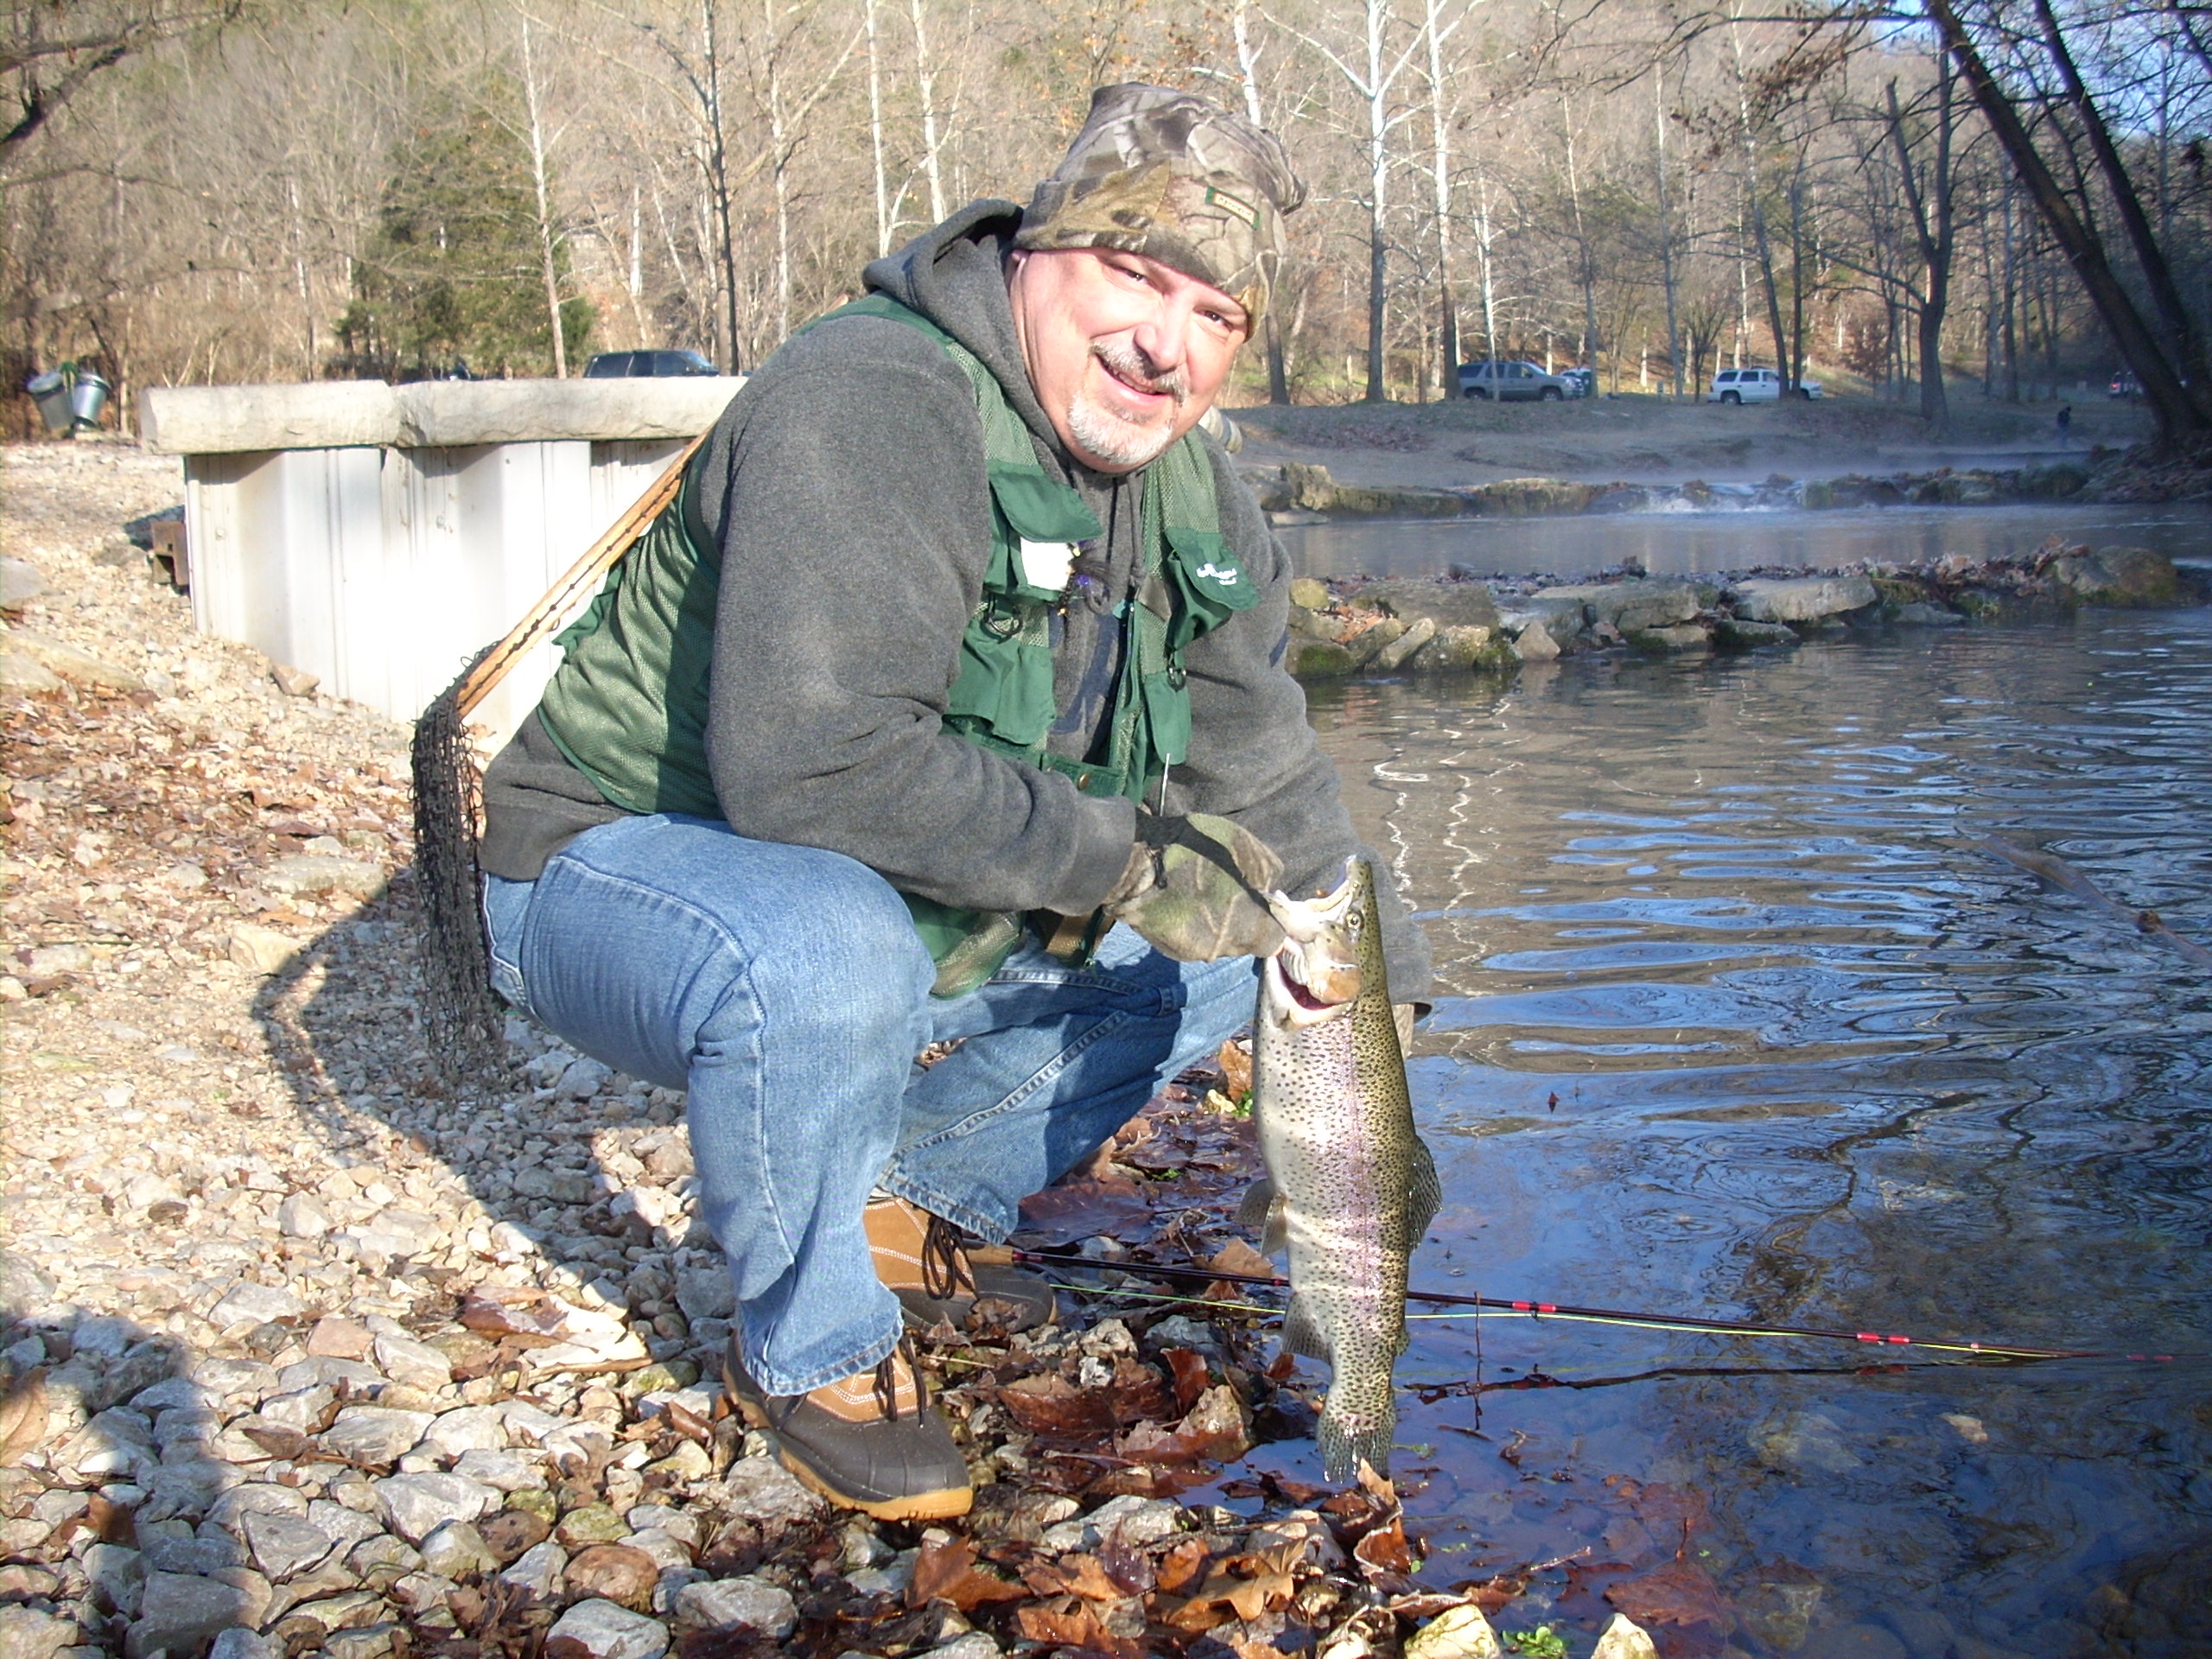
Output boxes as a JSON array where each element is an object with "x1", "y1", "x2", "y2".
[{"x1": 583, "y1": 349, "x2": 720, "y2": 378}]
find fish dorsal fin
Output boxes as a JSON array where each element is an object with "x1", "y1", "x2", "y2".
[{"x1": 1405, "y1": 1134, "x2": 1441, "y2": 1244}]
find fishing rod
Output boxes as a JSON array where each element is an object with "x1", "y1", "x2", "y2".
[{"x1": 1009, "y1": 1249, "x2": 2205, "y2": 1365}]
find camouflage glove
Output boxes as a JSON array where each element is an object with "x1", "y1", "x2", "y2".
[{"x1": 1106, "y1": 811, "x2": 1287, "y2": 963}]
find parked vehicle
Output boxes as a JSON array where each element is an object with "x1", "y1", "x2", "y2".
[
  {"x1": 583, "y1": 349, "x2": 720, "y2": 378},
  {"x1": 1459, "y1": 359, "x2": 1572, "y2": 401},
  {"x1": 1560, "y1": 366, "x2": 1596, "y2": 399},
  {"x1": 1707, "y1": 366, "x2": 1823, "y2": 403},
  {"x1": 2110, "y1": 369, "x2": 2143, "y2": 398}
]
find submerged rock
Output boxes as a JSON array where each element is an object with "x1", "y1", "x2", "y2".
[{"x1": 2046, "y1": 546, "x2": 2185, "y2": 607}]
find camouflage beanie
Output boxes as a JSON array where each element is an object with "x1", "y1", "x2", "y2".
[{"x1": 1015, "y1": 84, "x2": 1306, "y2": 323}]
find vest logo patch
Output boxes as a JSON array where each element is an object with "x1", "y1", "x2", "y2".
[
  {"x1": 1192, "y1": 562, "x2": 1240, "y2": 585},
  {"x1": 1020, "y1": 537, "x2": 1077, "y2": 593}
]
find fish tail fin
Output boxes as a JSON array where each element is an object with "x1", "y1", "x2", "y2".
[
  {"x1": 1282, "y1": 1292, "x2": 1332, "y2": 1361},
  {"x1": 1316, "y1": 1392, "x2": 1396, "y2": 1484},
  {"x1": 1406, "y1": 1134, "x2": 1442, "y2": 1243},
  {"x1": 1237, "y1": 1179, "x2": 1287, "y2": 1255}
]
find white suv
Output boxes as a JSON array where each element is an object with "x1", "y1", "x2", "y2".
[{"x1": 1707, "y1": 366, "x2": 1823, "y2": 403}]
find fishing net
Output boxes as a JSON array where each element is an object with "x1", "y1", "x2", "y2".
[
  {"x1": 410, "y1": 645, "x2": 505, "y2": 1088},
  {"x1": 403, "y1": 435, "x2": 704, "y2": 1090}
]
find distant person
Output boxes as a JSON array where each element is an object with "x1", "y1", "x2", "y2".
[{"x1": 2056, "y1": 404, "x2": 2073, "y2": 446}]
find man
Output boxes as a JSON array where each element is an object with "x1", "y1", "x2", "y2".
[{"x1": 474, "y1": 85, "x2": 1429, "y2": 1522}]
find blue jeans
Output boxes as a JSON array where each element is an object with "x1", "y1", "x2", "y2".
[{"x1": 481, "y1": 813, "x2": 1255, "y2": 1395}]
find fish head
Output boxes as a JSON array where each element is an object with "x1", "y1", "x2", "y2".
[{"x1": 1261, "y1": 860, "x2": 1367, "y2": 1029}]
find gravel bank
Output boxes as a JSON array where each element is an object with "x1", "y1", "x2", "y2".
[{"x1": 2, "y1": 439, "x2": 1657, "y2": 1659}]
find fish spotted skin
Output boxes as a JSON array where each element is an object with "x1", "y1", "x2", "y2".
[{"x1": 1245, "y1": 858, "x2": 1440, "y2": 1482}]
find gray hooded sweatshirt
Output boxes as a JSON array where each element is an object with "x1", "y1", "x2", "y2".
[{"x1": 480, "y1": 202, "x2": 1431, "y2": 1000}]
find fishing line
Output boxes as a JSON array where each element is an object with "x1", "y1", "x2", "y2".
[{"x1": 1011, "y1": 1249, "x2": 2208, "y2": 1365}]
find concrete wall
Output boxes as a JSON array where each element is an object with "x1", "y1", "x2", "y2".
[{"x1": 143, "y1": 378, "x2": 743, "y2": 732}]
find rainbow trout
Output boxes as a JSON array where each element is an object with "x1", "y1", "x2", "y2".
[{"x1": 1242, "y1": 858, "x2": 1439, "y2": 1482}]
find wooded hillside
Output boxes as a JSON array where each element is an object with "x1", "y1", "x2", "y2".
[{"x1": 4, "y1": 0, "x2": 2208, "y2": 442}]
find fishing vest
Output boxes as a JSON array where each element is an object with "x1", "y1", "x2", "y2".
[{"x1": 534, "y1": 293, "x2": 1257, "y2": 976}]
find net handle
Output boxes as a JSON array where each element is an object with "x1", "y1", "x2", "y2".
[{"x1": 454, "y1": 432, "x2": 709, "y2": 720}]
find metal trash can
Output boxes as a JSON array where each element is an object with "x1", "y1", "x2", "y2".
[
  {"x1": 25, "y1": 370, "x2": 73, "y2": 435},
  {"x1": 69, "y1": 369, "x2": 111, "y2": 429}
]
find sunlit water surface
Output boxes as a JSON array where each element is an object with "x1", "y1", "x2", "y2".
[
  {"x1": 1280, "y1": 501, "x2": 2212, "y2": 582},
  {"x1": 1257, "y1": 608, "x2": 2212, "y2": 1656}
]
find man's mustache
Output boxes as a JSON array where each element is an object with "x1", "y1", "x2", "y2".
[{"x1": 1091, "y1": 340, "x2": 1188, "y2": 405}]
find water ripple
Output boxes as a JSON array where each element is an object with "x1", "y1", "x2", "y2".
[{"x1": 1304, "y1": 610, "x2": 2212, "y2": 1644}]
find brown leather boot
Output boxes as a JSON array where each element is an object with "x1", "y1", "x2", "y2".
[
  {"x1": 864, "y1": 1195, "x2": 1058, "y2": 1332},
  {"x1": 722, "y1": 1337, "x2": 972, "y2": 1522}
]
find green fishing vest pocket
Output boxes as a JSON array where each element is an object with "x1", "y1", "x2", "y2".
[
  {"x1": 1162, "y1": 524, "x2": 1257, "y2": 652},
  {"x1": 946, "y1": 593, "x2": 1055, "y2": 749}
]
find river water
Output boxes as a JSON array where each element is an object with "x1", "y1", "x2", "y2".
[
  {"x1": 1278, "y1": 588, "x2": 2212, "y2": 1653},
  {"x1": 1280, "y1": 501, "x2": 2212, "y2": 583}
]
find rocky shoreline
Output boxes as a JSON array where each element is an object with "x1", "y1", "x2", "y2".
[
  {"x1": 2, "y1": 438, "x2": 2126, "y2": 1659},
  {"x1": 1281, "y1": 537, "x2": 2208, "y2": 683},
  {"x1": 4, "y1": 443, "x2": 1707, "y2": 1659},
  {"x1": 1237, "y1": 459, "x2": 2119, "y2": 524}
]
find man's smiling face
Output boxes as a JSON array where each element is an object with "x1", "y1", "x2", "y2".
[{"x1": 1007, "y1": 246, "x2": 1249, "y2": 474}]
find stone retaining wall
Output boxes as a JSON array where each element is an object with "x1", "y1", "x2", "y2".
[
  {"x1": 1285, "y1": 539, "x2": 2208, "y2": 682},
  {"x1": 1248, "y1": 461, "x2": 2100, "y2": 523}
]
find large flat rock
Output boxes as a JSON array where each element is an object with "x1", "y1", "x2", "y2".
[{"x1": 1727, "y1": 574, "x2": 1878, "y2": 623}]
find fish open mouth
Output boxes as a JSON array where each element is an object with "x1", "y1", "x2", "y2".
[
  {"x1": 1268, "y1": 938, "x2": 1359, "y2": 1022},
  {"x1": 1281, "y1": 957, "x2": 1337, "y2": 1014}
]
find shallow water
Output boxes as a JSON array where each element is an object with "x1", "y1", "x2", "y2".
[
  {"x1": 1268, "y1": 611, "x2": 2212, "y2": 1655},
  {"x1": 1281, "y1": 501, "x2": 2212, "y2": 582}
]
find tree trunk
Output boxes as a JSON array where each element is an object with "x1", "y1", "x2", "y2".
[
  {"x1": 1363, "y1": 0, "x2": 1389, "y2": 402},
  {"x1": 910, "y1": 0, "x2": 945, "y2": 226},
  {"x1": 520, "y1": 14, "x2": 568, "y2": 378},
  {"x1": 1424, "y1": 0, "x2": 1458, "y2": 393},
  {"x1": 1884, "y1": 68, "x2": 1954, "y2": 427},
  {"x1": 1731, "y1": 19, "x2": 1789, "y2": 383},
  {"x1": 2031, "y1": 0, "x2": 2212, "y2": 412},
  {"x1": 1924, "y1": 0, "x2": 2205, "y2": 442},
  {"x1": 1654, "y1": 70, "x2": 1682, "y2": 396},
  {"x1": 702, "y1": 0, "x2": 743, "y2": 372},
  {"x1": 1232, "y1": 0, "x2": 1293, "y2": 404},
  {"x1": 866, "y1": 0, "x2": 890, "y2": 257}
]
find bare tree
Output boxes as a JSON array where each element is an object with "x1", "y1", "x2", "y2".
[{"x1": 518, "y1": 11, "x2": 570, "y2": 377}]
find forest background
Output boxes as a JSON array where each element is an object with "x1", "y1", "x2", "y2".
[{"x1": 3, "y1": 0, "x2": 2209, "y2": 446}]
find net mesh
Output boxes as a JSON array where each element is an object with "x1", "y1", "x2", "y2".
[{"x1": 410, "y1": 645, "x2": 506, "y2": 1086}]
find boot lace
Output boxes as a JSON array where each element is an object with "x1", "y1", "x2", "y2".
[
  {"x1": 872, "y1": 1337, "x2": 930, "y2": 1421},
  {"x1": 921, "y1": 1212, "x2": 977, "y2": 1301}
]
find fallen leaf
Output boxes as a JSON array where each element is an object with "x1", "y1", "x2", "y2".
[
  {"x1": 1605, "y1": 1559, "x2": 1733, "y2": 1631},
  {"x1": 1207, "y1": 1238, "x2": 1274, "y2": 1279},
  {"x1": 906, "y1": 1536, "x2": 1027, "y2": 1612},
  {"x1": 0, "y1": 1370, "x2": 48, "y2": 1465},
  {"x1": 1155, "y1": 1537, "x2": 1211, "y2": 1595},
  {"x1": 1015, "y1": 1180, "x2": 1153, "y2": 1246},
  {"x1": 1096, "y1": 1536, "x2": 1156, "y2": 1598},
  {"x1": 1163, "y1": 1348, "x2": 1211, "y2": 1413},
  {"x1": 1166, "y1": 1567, "x2": 1297, "y2": 1630},
  {"x1": 1217, "y1": 1038, "x2": 1252, "y2": 1100},
  {"x1": 1059, "y1": 1553, "x2": 1122, "y2": 1600},
  {"x1": 1354, "y1": 1513, "x2": 1416, "y2": 1583},
  {"x1": 1106, "y1": 1357, "x2": 1177, "y2": 1422},
  {"x1": 1014, "y1": 1596, "x2": 1141, "y2": 1657},
  {"x1": 662, "y1": 1401, "x2": 711, "y2": 1442},
  {"x1": 241, "y1": 1422, "x2": 310, "y2": 1460}
]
